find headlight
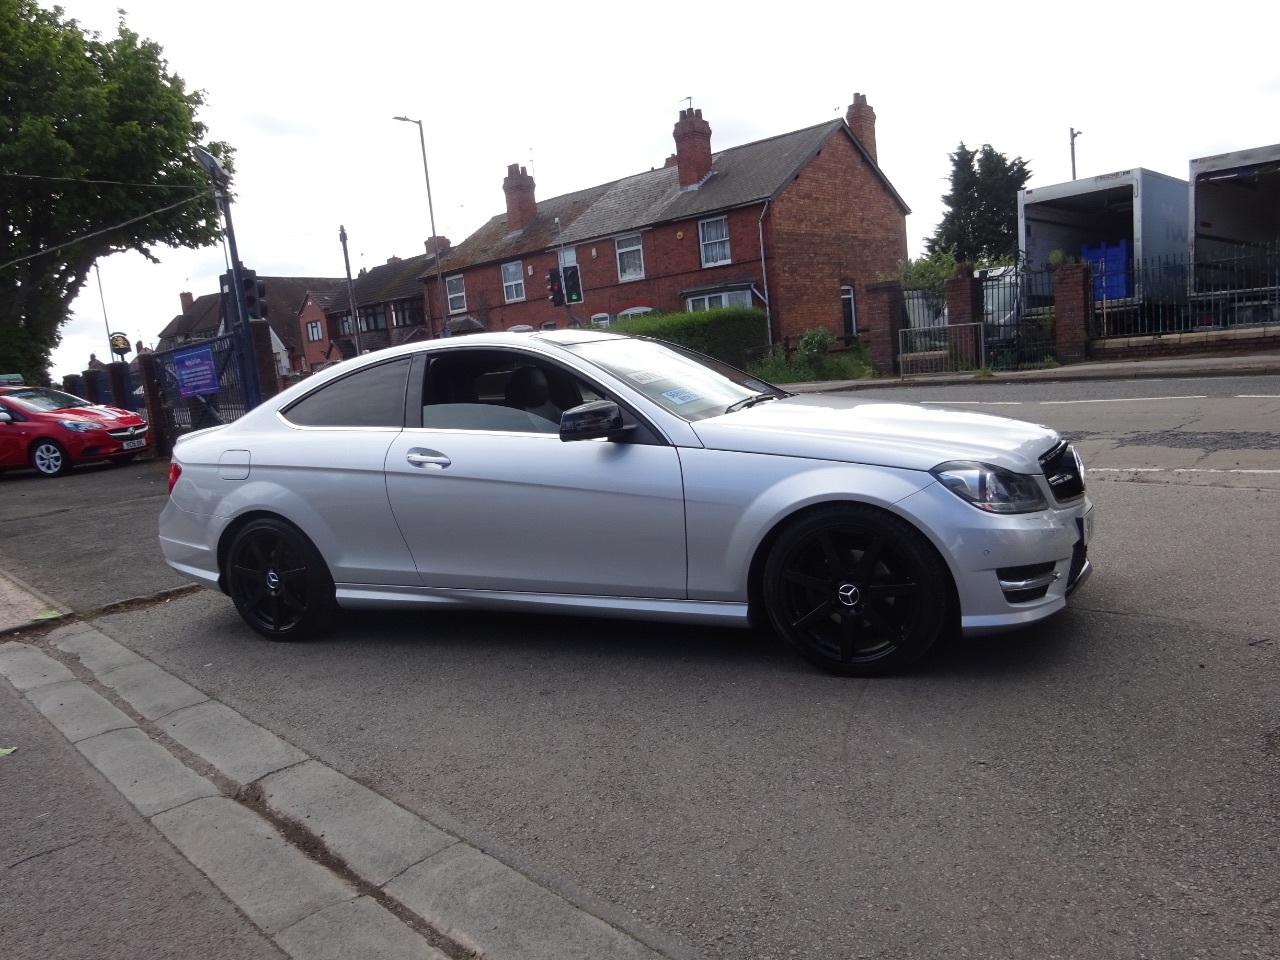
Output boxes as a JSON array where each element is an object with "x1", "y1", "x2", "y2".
[
  {"x1": 57, "y1": 420, "x2": 102, "y2": 433},
  {"x1": 931, "y1": 461, "x2": 1048, "y2": 514}
]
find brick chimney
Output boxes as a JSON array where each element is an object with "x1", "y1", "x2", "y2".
[
  {"x1": 503, "y1": 164, "x2": 537, "y2": 232},
  {"x1": 387, "y1": 256, "x2": 402, "y2": 264},
  {"x1": 180, "y1": 291, "x2": 194, "y2": 313},
  {"x1": 673, "y1": 108, "x2": 713, "y2": 189},
  {"x1": 846, "y1": 92, "x2": 877, "y2": 164},
  {"x1": 424, "y1": 236, "x2": 451, "y2": 257}
]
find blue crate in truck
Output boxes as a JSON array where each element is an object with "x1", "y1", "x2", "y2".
[{"x1": 1082, "y1": 241, "x2": 1133, "y2": 299}]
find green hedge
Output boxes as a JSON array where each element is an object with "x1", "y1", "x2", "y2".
[{"x1": 606, "y1": 306, "x2": 769, "y2": 369}]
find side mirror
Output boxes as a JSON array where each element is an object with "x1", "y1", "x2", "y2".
[
  {"x1": 559, "y1": 400, "x2": 633, "y2": 442},
  {"x1": 0, "y1": 410, "x2": 11, "y2": 424}
]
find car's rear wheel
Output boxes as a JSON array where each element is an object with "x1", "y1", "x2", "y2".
[
  {"x1": 30, "y1": 439, "x2": 70, "y2": 477},
  {"x1": 226, "y1": 518, "x2": 334, "y2": 641},
  {"x1": 763, "y1": 505, "x2": 949, "y2": 676}
]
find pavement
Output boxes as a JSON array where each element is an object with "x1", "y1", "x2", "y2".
[{"x1": 1, "y1": 348, "x2": 1277, "y2": 959}]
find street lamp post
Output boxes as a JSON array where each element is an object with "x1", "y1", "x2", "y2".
[{"x1": 393, "y1": 116, "x2": 450, "y2": 337}]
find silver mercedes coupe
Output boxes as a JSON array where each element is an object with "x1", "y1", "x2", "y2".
[{"x1": 158, "y1": 330, "x2": 1093, "y2": 676}]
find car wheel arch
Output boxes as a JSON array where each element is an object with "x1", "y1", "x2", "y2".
[
  {"x1": 745, "y1": 498, "x2": 960, "y2": 634},
  {"x1": 216, "y1": 510, "x2": 324, "y2": 593}
]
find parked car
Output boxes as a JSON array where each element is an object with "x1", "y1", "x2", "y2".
[
  {"x1": 158, "y1": 330, "x2": 1093, "y2": 676},
  {"x1": 0, "y1": 385, "x2": 150, "y2": 477}
]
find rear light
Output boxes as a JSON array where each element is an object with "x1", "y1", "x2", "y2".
[{"x1": 167, "y1": 461, "x2": 182, "y2": 494}]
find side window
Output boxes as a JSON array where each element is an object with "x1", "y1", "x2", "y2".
[
  {"x1": 419, "y1": 351, "x2": 572, "y2": 433},
  {"x1": 282, "y1": 358, "x2": 411, "y2": 428}
]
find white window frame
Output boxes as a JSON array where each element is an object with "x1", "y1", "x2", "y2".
[
  {"x1": 615, "y1": 234, "x2": 644, "y2": 282},
  {"x1": 501, "y1": 261, "x2": 525, "y2": 303},
  {"x1": 617, "y1": 306, "x2": 653, "y2": 319},
  {"x1": 698, "y1": 216, "x2": 731, "y2": 267},
  {"x1": 306, "y1": 320, "x2": 322, "y2": 341},
  {"x1": 445, "y1": 275, "x2": 466, "y2": 313},
  {"x1": 686, "y1": 289, "x2": 751, "y2": 312},
  {"x1": 841, "y1": 285, "x2": 857, "y2": 336}
]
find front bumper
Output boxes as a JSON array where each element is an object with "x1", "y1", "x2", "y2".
[{"x1": 896, "y1": 483, "x2": 1094, "y2": 636}]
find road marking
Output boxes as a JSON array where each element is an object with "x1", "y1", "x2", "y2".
[
  {"x1": 921, "y1": 400, "x2": 1023, "y2": 405},
  {"x1": 1091, "y1": 467, "x2": 1280, "y2": 474},
  {"x1": 1235, "y1": 395, "x2": 1280, "y2": 398},
  {"x1": 1039, "y1": 395, "x2": 1207, "y2": 404}
]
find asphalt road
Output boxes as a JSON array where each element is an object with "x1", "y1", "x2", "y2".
[{"x1": 1, "y1": 374, "x2": 1277, "y2": 959}]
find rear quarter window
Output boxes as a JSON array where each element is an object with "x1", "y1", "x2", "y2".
[{"x1": 282, "y1": 358, "x2": 411, "y2": 428}]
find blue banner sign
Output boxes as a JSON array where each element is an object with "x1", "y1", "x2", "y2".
[{"x1": 174, "y1": 346, "x2": 219, "y2": 397}]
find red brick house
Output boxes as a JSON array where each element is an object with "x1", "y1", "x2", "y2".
[
  {"x1": 422, "y1": 94, "x2": 909, "y2": 344},
  {"x1": 157, "y1": 277, "x2": 343, "y2": 373},
  {"x1": 316, "y1": 240, "x2": 451, "y2": 359}
]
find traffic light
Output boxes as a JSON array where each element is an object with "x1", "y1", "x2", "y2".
[
  {"x1": 218, "y1": 271, "x2": 235, "y2": 329},
  {"x1": 562, "y1": 265, "x2": 582, "y2": 304},
  {"x1": 242, "y1": 269, "x2": 269, "y2": 319},
  {"x1": 546, "y1": 267, "x2": 565, "y2": 306}
]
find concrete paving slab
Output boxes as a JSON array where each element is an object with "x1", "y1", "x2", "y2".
[
  {"x1": 0, "y1": 569, "x2": 64, "y2": 632},
  {"x1": 26, "y1": 679, "x2": 135, "y2": 743},
  {"x1": 45, "y1": 620, "x2": 97, "y2": 643},
  {"x1": 99, "y1": 659, "x2": 208, "y2": 720},
  {"x1": 387, "y1": 843, "x2": 662, "y2": 960},
  {"x1": 0, "y1": 640, "x2": 75, "y2": 690},
  {"x1": 157, "y1": 700, "x2": 308, "y2": 786},
  {"x1": 274, "y1": 896, "x2": 450, "y2": 960},
  {"x1": 52, "y1": 626, "x2": 145, "y2": 675},
  {"x1": 260, "y1": 761, "x2": 456, "y2": 887},
  {"x1": 77, "y1": 726, "x2": 220, "y2": 817},
  {"x1": 152, "y1": 796, "x2": 356, "y2": 936}
]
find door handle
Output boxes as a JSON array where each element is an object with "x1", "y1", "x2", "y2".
[{"x1": 406, "y1": 450, "x2": 451, "y2": 468}]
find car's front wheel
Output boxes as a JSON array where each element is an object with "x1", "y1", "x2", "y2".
[
  {"x1": 30, "y1": 439, "x2": 70, "y2": 477},
  {"x1": 763, "y1": 505, "x2": 949, "y2": 676},
  {"x1": 226, "y1": 518, "x2": 334, "y2": 641}
]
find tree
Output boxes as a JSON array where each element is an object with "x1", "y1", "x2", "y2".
[
  {"x1": 0, "y1": 1, "x2": 233, "y2": 383},
  {"x1": 926, "y1": 143, "x2": 1030, "y2": 266}
]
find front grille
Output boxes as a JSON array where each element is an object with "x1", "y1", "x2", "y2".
[
  {"x1": 106, "y1": 424, "x2": 148, "y2": 441},
  {"x1": 1039, "y1": 440, "x2": 1085, "y2": 503}
]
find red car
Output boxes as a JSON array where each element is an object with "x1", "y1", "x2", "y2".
[{"x1": 0, "y1": 385, "x2": 150, "y2": 477}]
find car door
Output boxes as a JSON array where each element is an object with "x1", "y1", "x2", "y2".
[
  {"x1": 384, "y1": 349, "x2": 687, "y2": 599},
  {"x1": 0, "y1": 399, "x2": 24, "y2": 467}
]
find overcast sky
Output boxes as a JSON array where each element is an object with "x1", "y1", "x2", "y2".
[{"x1": 42, "y1": 0, "x2": 1280, "y2": 380}]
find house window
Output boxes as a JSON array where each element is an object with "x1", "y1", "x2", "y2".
[
  {"x1": 446, "y1": 275, "x2": 466, "y2": 313},
  {"x1": 358, "y1": 305, "x2": 386, "y2": 332},
  {"x1": 392, "y1": 299, "x2": 423, "y2": 327},
  {"x1": 501, "y1": 262, "x2": 525, "y2": 303},
  {"x1": 687, "y1": 289, "x2": 752, "y2": 311},
  {"x1": 339, "y1": 314, "x2": 353, "y2": 335},
  {"x1": 841, "y1": 285, "x2": 857, "y2": 336},
  {"x1": 306, "y1": 321, "x2": 322, "y2": 341},
  {"x1": 617, "y1": 306, "x2": 652, "y2": 319},
  {"x1": 616, "y1": 234, "x2": 644, "y2": 281},
  {"x1": 699, "y1": 216, "x2": 731, "y2": 267}
]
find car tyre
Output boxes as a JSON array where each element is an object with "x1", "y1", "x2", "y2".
[
  {"x1": 763, "y1": 504, "x2": 949, "y2": 676},
  {"x1": 30, "y1": 439, "x2": 71, "y2": 477},
  {"x1": 226, "y1": 518, "x2": 335, "y2": 641}
]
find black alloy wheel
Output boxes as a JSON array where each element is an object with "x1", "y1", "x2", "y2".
[
  {"x1": 764, "y1": 505, "x2": 949, "y2": 676},
  {"x1": 226, "y1": 518, "x2": 334, "y2": 641},
  {"x1": 30, "y1": 439, "x2": 70, "y2": 477}
]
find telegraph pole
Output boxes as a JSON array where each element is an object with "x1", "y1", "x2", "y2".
[{"x1": 339, "y1": 226, "x2": 363, "y2": 355}]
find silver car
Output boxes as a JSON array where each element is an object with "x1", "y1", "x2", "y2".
[{"x1": 158, "y1": 330, "x2": 1093, "y2": 676}]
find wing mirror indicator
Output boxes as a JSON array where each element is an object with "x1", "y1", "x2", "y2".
[{"x1": 559, "y1": 400, "x2": 633, "y2": 442}]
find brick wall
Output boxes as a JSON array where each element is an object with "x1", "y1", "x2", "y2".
[
  {"x1": 862, "y1": 280, "x2": 905, "y2": 375},
  {"x1": 297, "y1": 295, "x2": 333, "y2": 370},
  {"x1": 768, "y1": 132, "x2": 908, "y2": 343},
  {"x1": 1052, "y1": 263, "x2": 1090, "y2": 364},
  {"x1": 425, "y1": 206, "x2": 768, "y2": 331}
]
